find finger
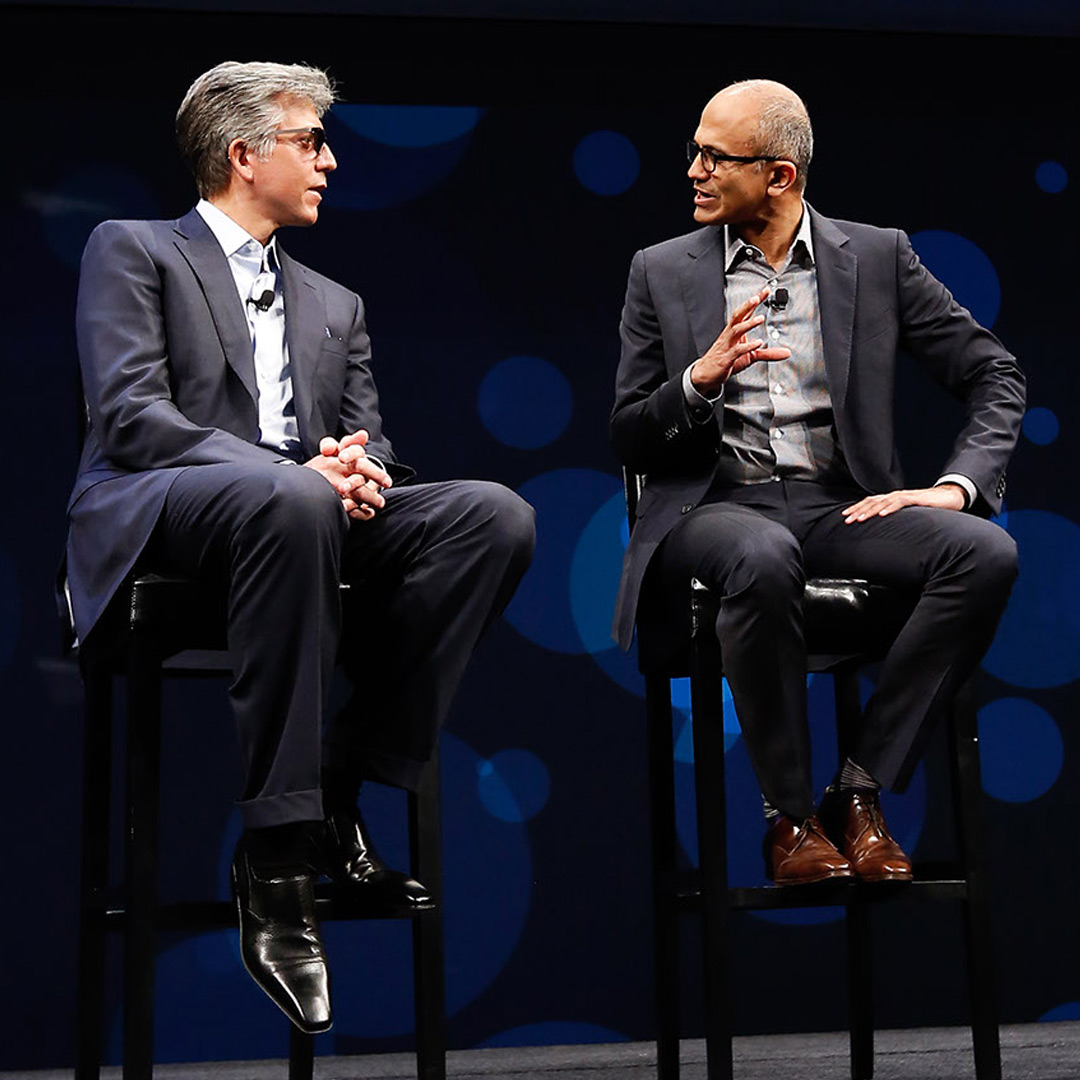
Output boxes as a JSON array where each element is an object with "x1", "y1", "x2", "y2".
[
  {"x1": 729, "y1": 313, "x2": 766, "y2": 338},
  {"x1": 338, "y1": 429, "x2": 369, "y2": 450},
  {"x1": 731, "y1": 290, "x2": 768, "y2": 322},
  {"x1": 349, "y1": 457, "x2": 392, "y2": 488},
  {"x1": 338, "y1": 443, "x2": 368, "y2": 465},
  {"x1": 319, "y1": 436, "x2": 339, "y2": 457}
]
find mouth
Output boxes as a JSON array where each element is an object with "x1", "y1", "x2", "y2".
[{"x1": 693, "y1": 187, "x2": 716, "y2": 205}]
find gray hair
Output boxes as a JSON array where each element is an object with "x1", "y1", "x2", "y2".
[
  {"x1": 728, "y1": 79, "x2": 813, "y2": 191},
  {"x1": 176, "y1": 61, "x2": 337, "y2": 199}
]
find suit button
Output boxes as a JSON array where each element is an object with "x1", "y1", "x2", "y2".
[{"x1": 681, "y1": 503, "x2": 694, "y2": 514}]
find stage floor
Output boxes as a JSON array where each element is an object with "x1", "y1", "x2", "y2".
[{"x1": 5, "y1": 1022, "x2": 1079, "y2": 1080}]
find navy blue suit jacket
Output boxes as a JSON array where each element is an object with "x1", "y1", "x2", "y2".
[
  {"x1": 610, "y1": 207, "x2": 1025, "y2": 651},
  {"x1": 66, "y1": 208, "x2": 408, "y2": 642}
]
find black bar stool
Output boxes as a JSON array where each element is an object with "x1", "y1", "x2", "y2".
[
  {"x1": 627, "y1": 474, "x2": 1001, "y2": 1080},
  {"x1": 74, "y1": 572, "x2": 446, "y2": 1080}
]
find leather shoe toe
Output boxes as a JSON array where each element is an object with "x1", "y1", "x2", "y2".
[
  {"x1": 232, "y1": 842, "x2": 332, "y2": 1033},
  {"x1": 820, "y1": 788, "x2": 912, "y2": 883},
  {"x1": 314, "y1": 803, "x2": 433, "y2": 911},
  {"x1": 764, "y1": 814, "x2": 853, "y2": 885}
]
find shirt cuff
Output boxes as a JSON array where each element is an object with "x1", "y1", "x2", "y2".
[
  {"x1": 935, "y1": 474, "x2": 976, "y2": 510},
  {"x1": 682, "y1": 363, "x2": 722, "y2": 423}
]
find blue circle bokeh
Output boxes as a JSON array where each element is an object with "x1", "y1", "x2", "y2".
[
  {"x1": 506, "y1": 469, "x2": 624, "y2": 654},
  {"x1": 478, "y1": 356, "x2": 573, "y2": 449},
  {"x1": 40, "y1": 165, "x2": 159, "y2": 272},
  {"x1": 573, "y1": 131, "x2": 640, "y2": 196},
  {"x1": 332, "y1": 104, "x2": 482, "y2": 148},
  {"x1": 325, "y1": 107, "x2": 477, "y2": 210},
  {"x1": 977, "y1": 697, "x2": 1063, "y2": 803},
  {"x1": 910, "y1": 230, "x2": 1001, "y2": 328},
  {"x1": 982, "y1": 510, "x2": 1080, "y2": 688},
  {"x1": 1022, "y1": 406, "x2": 1059, "y2": 445},
  {"x1": 478, "y1": 748, "x2": 551, "y2": 822},
  {"x1": 1035, "y1": 161, "x2": 1068, "y2": 194},
  {"x1": 1039, "y1": 1002, "x2": 1080, "y2": 1022}
]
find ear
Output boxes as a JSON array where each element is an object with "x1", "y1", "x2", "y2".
[
  {"x1": 227, "y1": 137, "x2": 256, "y2": 185},
  {"x1": 766, "y1": 160, "x2": 799, "y2": 196}
]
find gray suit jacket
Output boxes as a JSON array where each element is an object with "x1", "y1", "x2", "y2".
[
  {"x1": 609, "y1": 207, "x2": 1025, "y2": 651},
  {"x1": 66, "y1": 208, "x2": 409, "y2": 643}
]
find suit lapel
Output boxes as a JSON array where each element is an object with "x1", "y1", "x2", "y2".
[
  {"x1": 172, "y1": 209, "x2": 259, "y2": 403},
  {"x1": 810, "y1": 207, "x2": 857, "y2": 417},
  {"x1": 682, "y1": 227, "x2": 726, "y2": 362},
  {"x1": 279, "y1": 249, "x2": 324, "y2": 450}
]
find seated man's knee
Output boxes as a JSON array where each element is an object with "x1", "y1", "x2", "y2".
[
  {"x1": 722, "y1": 529, "x2": 804, "y2": 601},
  {"x1": 243, "y1": 465, "x2": 348, "y2": 545},
  {"x1": 453, "y1": 481, "x2": 536, "y2": 562}
]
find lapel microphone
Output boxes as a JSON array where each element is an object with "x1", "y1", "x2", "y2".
[
  {"x1": 766, "y1": 287, "x2": 789, "y2": 311},
  {"x1": 248, "y1": 290, "x2": 275, "y2": 313}
]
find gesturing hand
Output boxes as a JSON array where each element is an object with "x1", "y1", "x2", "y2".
[
  {"x1": 689, "y1": 289, "x2": 792, "y2": 398},
  {"x1": 842, "y1": 484, "x2": 966, "y2": 525}
]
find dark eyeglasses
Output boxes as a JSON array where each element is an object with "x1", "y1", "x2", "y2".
[
  {"x1": 686, "y1": 140, "x2": 777, "y2": 174},
  {"x1": 276, "y1": 126, "x2": 329, "y2": 156}
]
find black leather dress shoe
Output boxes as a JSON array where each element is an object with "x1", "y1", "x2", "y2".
[
  {"x1": 313, "y1": 801, "x2": 433, "y2": 912},
  {"x1": 232, "y1": 840, "x2": 332, "y2": 1033}
]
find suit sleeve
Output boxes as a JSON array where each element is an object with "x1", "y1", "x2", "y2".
[
  {"x1": 77, "y1": 220, "x2": 283, "y2": 472},
  {"x1": 895, "y1": 230, "x2": 1025, "y2": 514},
  {"x1": 610, "y1": 249, "x2": 719, "y2": 474},
  {"x1": 333, "y1": 291, "x2": 414, "y2": 483}
]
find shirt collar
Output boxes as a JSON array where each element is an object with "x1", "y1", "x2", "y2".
[
  {"x1": 196, "y1": 199, "x2": 278, "y2": 266},
  {"x1": 723, "y1": 208, "x2": 815, "y2": 272}
]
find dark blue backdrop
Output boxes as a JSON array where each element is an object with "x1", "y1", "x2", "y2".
[{"x1": 1, "y1": 6, "x2": 1078, "y2": 1069}]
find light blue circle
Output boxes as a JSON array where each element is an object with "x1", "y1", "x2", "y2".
[
  {"x1": 332, "y1": 104, "x2": 481, "y2": 148},
  {"x1": 505, "y1": 469, "x2": 624, "y2": 654},
  {"x1": 977, "y1": 698, "x2": 1063, "y2": 802},
  {"x1": 40, "y1": 165, "x2": 159, "y2": 271},
  {"x1": 477, "y1": 749, "x2": 551, "y2": 822},
  {"x1": 910, "y1": 230, "x2": 1001, "y2": 327},
  {"x1": 1040, "y1": 1001, "x2": 1080, "y2": 1022},
  {"x1": 480, "y1": 1021, "x2": 628, "y2": 1048},
  {"x1": 1023, "y1": 406, "x2": 1059, "y2": 445},
  {"x1": 478, "y1": 356, "x2": 573, "y2": 450},
  {"x1": 1035, "y1": 161, "x2": 1068, "y2": 194},
  {"x1": 0, "y1": 548, "x2": 19, "y2": 678},
  {"x1": 982, "y1": 510, "x2": 1080, "y2": 688},
  {"x1": 573, "y1": 131, "x2": 640, "y2": 196},
  {"x1": 324, "y1": 110, "x2": 474, "y2": 210}
]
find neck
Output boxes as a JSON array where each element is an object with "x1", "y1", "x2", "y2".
[
  {"x1": 736, "y1": 195, "x2": 805, "y2": 270},
  {"x1": 208, "y1": 191, "x2": 276, "y2": 246}
]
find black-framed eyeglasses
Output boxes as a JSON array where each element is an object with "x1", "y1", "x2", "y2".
[
  {"x1": 276, "y1": 126, "x2": 329, "y2": 156},
  {"x1": 686, "y1": 140, "x2": 777, "y2": 174}
]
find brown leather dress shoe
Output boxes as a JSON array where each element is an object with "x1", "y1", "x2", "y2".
[
  {"x1": 764, "y1": 814, "x2": 853, "y2": 885},
  {"x1": 820, "y1": 788, "x2": 913, "y2": 883}
]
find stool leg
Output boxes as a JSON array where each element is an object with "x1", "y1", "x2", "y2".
[
  {"x1": 949, "y1": 683, "x2": 1002, "y2": 1080},
  {"x1": 124, "y1": 639, "x2": 163, "y2": 1080},
  {"x1": 288, "y1": 1027, "x2": 314, "y2": 1080},
  {"x1": 646, "y1": 673, "x2": 680, "y2": 1080},
  {"x1": 690, "y1": 623, "x2": 733, "y2": 1080},
  {"x1": 834, "y1": 669, "x2": 874, "y2": 1080},
  {"x1": 411, "y1": 751, "x2": 446, "y2": 1080},
  {"x1": 77, "y1": 663, "x2": 113, "y2": 1080},
  {"x1": 845, "y1": 896, "x2": 874, "y2": 1080}
]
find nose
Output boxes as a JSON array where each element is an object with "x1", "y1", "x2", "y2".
[
  {"x1": 688, "y1": 151, "x2": 707, "y2": 181},
  {"x1": 317, "y1": 143, "x2": 337, "y2": 171}
]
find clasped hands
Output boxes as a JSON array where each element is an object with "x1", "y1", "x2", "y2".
[{"x1": 303, "y1": 429, "x2": 390, "y2": 521}]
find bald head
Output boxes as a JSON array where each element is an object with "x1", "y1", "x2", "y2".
[{"x1": 704, "y1": 80, "x2": 813, "y2": 191}]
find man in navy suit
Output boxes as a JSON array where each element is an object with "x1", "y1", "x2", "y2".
[
  {"x1": 69, "y1": 61, "x2": 535, "y2": 1030},
  {"x1": 612, "y1": 80, "x2": 1023, "y2": 886}
]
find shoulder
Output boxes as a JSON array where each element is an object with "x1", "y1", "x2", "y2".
[
  {"x1": 809, "y1": 208, "x2": 905, "y2": 256},
  {"x1": 82, "y1": 216, "x2": 189, "y2": 263},
  {"x1": 638, "y1": 226, "x2": 717, "y2": 264}
]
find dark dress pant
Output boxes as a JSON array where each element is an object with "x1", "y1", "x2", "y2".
[
  {"x1": 643, "y1": 479, "x2": 1018, "y2": 820},
  {"x1": 152, "y1": 462, "x2": 536, "y2": 829}
]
